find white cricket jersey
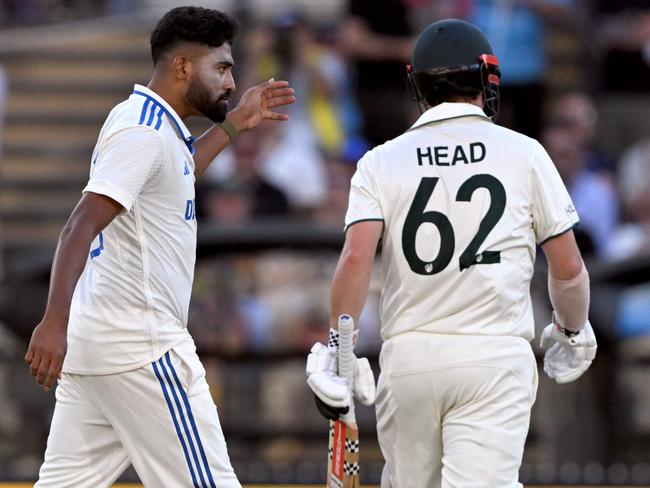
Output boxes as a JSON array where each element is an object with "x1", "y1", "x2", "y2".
[
  {"x1": 63, "y1": 84, "x2": 198, "y2": 374},
  {"x1": 346, "y1": 103, "x2": 579, "y2": 341}
]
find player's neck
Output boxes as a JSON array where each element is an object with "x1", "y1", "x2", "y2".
[
  {"x1": 147, "y1": 76, "x2": 190, "y2": 120},
  {"x1": 433, "y1": 95, "x2": 484, "y2": 110}
]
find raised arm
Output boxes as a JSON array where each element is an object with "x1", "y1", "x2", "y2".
[{"x1": 193, "y1": 79, "x2": 295, "y2": 177}]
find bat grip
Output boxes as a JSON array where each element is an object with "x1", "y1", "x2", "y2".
[{"x1": 338, "y1": 314, "x2": 356, "y2": 418}]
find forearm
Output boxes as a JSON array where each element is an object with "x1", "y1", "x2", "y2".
[
  {"x1": 329, "y1": 253, "x2": 374, "y2": 329},
  {"x1": 548, "y1": 261, "x2": 590, "y2": 332},
  {"x1": 44, "y1": 221, "x2": 99, "y2": 323}
]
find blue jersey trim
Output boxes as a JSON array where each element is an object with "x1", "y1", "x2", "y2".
[
  {"x1": 153, "y1": 360, "x2": 201, "y2": 488},
  {"x1": 89, "y1": 232, "x2": 104, "y2": 259},
  {"x1": 138, "y1": 99, "x2": 151, "y2": 125},
  {"x1": 154, "y1": 106, "x2": 164, "y2": 130},
  {"x1": 133, "y1": 90, "x2": 195, "y2": 154},
  {"x1": 165, "y1": 352, "x2": 217, "y2": 488},
  {"x1": 146, "y1": 103, "x2": 157, "y2": 127}
]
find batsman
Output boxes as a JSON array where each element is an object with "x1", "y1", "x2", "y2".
[{"x1": 306, "y1": 19, "x2": 597, "y2": 488}]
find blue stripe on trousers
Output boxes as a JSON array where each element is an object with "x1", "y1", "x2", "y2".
[
  {"x1": 165, "y1": 352, "x2": 218, "y2": 488},
  {"x1": 158, "y1": 356, "x2": 209, "y2": 488},
  {"x1": 152, "y1": 360, "x2": 201, "y2": 488}
]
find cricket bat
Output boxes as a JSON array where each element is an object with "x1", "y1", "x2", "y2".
[{"x1": 326, "y1": 314, "x2": 360, "y2": 488}]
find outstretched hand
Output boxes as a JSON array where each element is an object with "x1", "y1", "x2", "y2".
[{"x1": 229, "y1": 79, "x2": 295, "y2": 132}]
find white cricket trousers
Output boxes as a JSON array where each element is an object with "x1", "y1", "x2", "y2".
[
  {"x1": 376, "y1": 332, "x2": 538, "y2": 488},
  {"x1": 36, "y1": 337, "x2": 241, "y2": 488}
]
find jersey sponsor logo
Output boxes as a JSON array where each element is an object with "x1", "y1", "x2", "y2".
[
  {"x1": 183, "y1": 161, "x2": 191, "y2": 176},
  {"x1": 184, "y1": 199, "x2": 196, "y2": 221},
  {"x1": 565, "y1": 203, "x2": 576, "y2": 217},
  {"x1": 416, "y1": 142, "x2": 486, "y2": 167}
]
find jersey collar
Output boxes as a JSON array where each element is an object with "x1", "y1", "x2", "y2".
[
  {"x1": 132, "y1": 84, "x2": 196, "y2": 154},
  {"x1": 409, "y1": 103, "x2": 492, "y2": 131}
]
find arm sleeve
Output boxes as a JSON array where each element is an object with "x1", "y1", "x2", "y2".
[
  {"x1": 548, "y1": 262, "x2": 590, "y2": 331},
  {"x1": 83, "y1": 127, "x2": 164, "y2": 212},
  {"x1": 530, "y1": 141, "x2": 580, "y2": 244},
  {"x1": 344, "y1": 151, "x2": 384, "y2": 232}
]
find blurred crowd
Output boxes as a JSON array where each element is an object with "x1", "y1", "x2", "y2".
[
  {"x1": 184, "y1": 0, "x2": 650, "y2": 354},
  {"x1": 0, "y1": 0, "x2": 132, "y2": 24},
  {"x1": 1, "y1": 0, "x2": 650, "y2": 481}
]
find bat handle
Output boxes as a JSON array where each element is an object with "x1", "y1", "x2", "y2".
[{"x1": 338, "y1": 314, "x2": 356, "y2": 418}]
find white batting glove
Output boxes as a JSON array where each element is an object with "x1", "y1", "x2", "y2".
[
  {"x1": 353, "y1": 356, "x2": 377, "y2": 406},
  {"x1": 306, "y1": 329, "x2": 377, "y2": 418},
  {"x1": 540, "y1": 315, "x2": 597, "y2": 384},
  {"x1": 306, "y1": 341, "x2": 349, "y2": 411}
]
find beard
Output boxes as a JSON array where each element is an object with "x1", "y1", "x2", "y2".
[{"x1": 186, "y1": 76, "x2": 229, "y2": 123}]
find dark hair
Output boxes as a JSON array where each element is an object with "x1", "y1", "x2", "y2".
[
  {"x1": 150, "y1": 6, "x2": 239, "y2": 65},
  {"x1": 417, "y1": 72, "x2": 481, "y2": 107}
]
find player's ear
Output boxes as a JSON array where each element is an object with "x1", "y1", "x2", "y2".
[{"x1": 172, "y1": 55, "x2": 190, "y2": 81}]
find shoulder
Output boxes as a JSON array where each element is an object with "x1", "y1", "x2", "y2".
[
  {"x1": 100, "y1": 124, "x2": 165, "y2": 156},
  {"x1": 103, "y1": 95, "x2": 167, "y2": 137},
  {"x1": 358, "y1": 130, "x2": 419, "y2": 168},
  {"x1": 487, "y1": 123, "x2": 541, "y2": 157}
]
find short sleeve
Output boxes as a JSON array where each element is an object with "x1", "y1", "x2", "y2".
[
  {"x1": 83, "y1": 127, "x2": 164, "y2": 212},
  {"x1": 531, "y1": 141, "x2": 580, "y2": 244},
  {"x1": 344, "y1": 151, "x2": 384, "y2": 232}
]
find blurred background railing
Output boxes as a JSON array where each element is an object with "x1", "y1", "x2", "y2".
[{"x1": 1, "y1": 0, "x2": 650, "y2": 485}]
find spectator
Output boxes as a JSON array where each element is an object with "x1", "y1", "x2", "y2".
[
  {"x1": 600, "y1": 139, "x2": 650, "y2": 347},
  {"x1": 605, "y1": 139, "x2": 650, "y2": 261},
  {"x1": 597, "y1": 0, "x2": 650, "y2": 93},
  {"x1": 542, "y1": 92, "x2": 619, "y2": 256},
  {"x1": 469, "y1": 0, "x2": 573, "y2": 139},
  {"x1": 218, "y1": 15, "x2": 329, "y2": 212},
  {"x1": 341, "y1": 0, "x2": 415, "y2": 146},
  {"x1": 594, "y1": 0, "x2": 650, "y2": 156},
  {"x1": 200, "y1": 130, "x2": 289, "y2": 223}
]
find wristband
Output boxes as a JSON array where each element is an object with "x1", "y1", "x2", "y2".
[
  {"x1": 219, "y1": 117, "x2": 239, "y2": 142},
  {"x1": 553, "y1": 312, "x2": 580, "y2": 338}
]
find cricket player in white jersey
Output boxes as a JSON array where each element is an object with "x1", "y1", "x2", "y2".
[
  {"x1": 24, "y1": 6, "x2": 295, "y2": 487},
  {"x1": 306, "y1": 19, "x2": 597, "y2": 487}
]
